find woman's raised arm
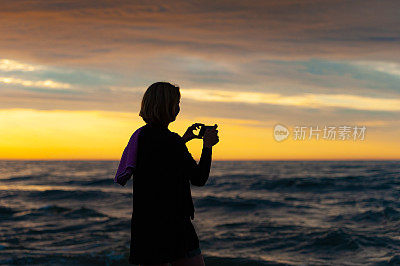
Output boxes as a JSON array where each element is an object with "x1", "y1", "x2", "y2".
[{"x1": 182, "y1": 144, "x2": 212, "y2": 187}]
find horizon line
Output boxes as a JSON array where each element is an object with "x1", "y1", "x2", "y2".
[{"x1": 0, "y1": 159, "x2": 399, "y2": 162}]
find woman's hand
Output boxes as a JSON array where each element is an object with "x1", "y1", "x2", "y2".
[
  {"x1": 182, "y1": 123, "x2": 203, "y2": 143},
  {"x1": 203, "y1": 124, "x2": 219, "y2": 148}
]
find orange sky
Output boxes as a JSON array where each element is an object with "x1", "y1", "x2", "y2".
[{"x1": 0, "y1": 1, "x2": 399, "y2": 160}]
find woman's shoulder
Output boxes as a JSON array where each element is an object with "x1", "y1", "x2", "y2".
[
  {"x1": 138, "y1": 124, "x2": 185, "y2": 147},
  {"x1": 139, "y1": 126, "x2": 183, "y2": 144},
  {"x1": 168, "y1": 131, "x2": 184, "y2": 145}
]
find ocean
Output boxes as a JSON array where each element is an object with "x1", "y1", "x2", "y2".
[{"x1": 0, "y1": 160, "x2": 399, "y2": 265}]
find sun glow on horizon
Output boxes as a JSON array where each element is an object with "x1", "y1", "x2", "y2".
[{"x1": 0, "y1": 108, "x2": 398, "y2": 161}]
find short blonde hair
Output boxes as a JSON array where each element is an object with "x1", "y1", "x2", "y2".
[{"x1": 139, "y1": 82, "x2": 181, "y2": 126}]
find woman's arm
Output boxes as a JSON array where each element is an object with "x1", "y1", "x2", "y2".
[{"x1": 182, "y1": 144, "x2": 212, "y2": 187}]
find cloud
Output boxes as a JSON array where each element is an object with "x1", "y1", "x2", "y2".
[
  {"x1": 0, "y1": 59, "x2": 41, "y2": 72},
  {"x1": 181, "y1": 88, "x2": 400, "y2": 112},
  {"x1": 0, "y1": 0, "x2": 399, "y2": 70},
  {"x1": 0, "y1": 77, "x2": 71, "y2": 89},
  {"x1": 350, "y1": 61, "x2": 400, "y2": 77}
]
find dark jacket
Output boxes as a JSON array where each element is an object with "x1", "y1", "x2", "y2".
[{"x1": 129, "y1": 122, "x2": 212, "y2": 264}]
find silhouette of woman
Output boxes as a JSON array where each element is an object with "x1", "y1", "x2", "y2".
[{"x1": 128, "y1": 82, "x2": 219, "y2": 266}]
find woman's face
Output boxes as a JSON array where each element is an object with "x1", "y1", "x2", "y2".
[
  {"x1": 171, "y1": 99, "x2": 180, "y2": 122},
  {"x1": 175, "y1": 99, "x2": 180, "y2": 117}
]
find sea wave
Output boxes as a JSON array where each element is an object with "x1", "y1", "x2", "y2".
[
  {"x1": 330, "y1": 206, "x2": 400, "y2": 223},
  {"x1": 195, "y1": 195, "x2": 286, "y2": 210}
]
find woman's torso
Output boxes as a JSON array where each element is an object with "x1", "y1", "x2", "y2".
[{"x1": 132, "y1": 123, "x2": 194, "y2": 221}]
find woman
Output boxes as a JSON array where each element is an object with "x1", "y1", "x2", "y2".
[{"x1": 128, "y1": 82, "x2": 219, "y2": 265}]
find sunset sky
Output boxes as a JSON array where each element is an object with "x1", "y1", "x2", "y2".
[{"x1": 0, "y1": 0, "x2": 399, "y2": 160}]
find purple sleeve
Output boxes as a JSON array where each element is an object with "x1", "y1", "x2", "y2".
[{"x1": 114, "y1": 127, "x2": 143, "y2": 186}]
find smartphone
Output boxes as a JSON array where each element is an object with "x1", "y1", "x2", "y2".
[{"x1": 198, "y1": 124, "x2": 215, "y2": 138}]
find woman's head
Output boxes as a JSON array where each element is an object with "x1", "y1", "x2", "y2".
[{"x1": 139, "y1": 81, "x2": 181, "y2": 127}]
